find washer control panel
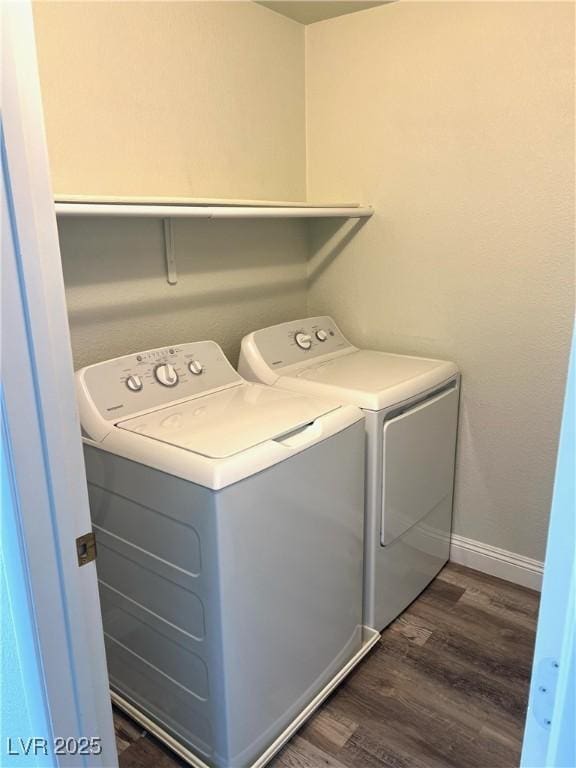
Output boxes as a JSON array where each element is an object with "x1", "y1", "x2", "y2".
[
  {"x1": 250, "y1": 316, "x2": 352, "y2": 371},
  {"x1": 80, "y1": 341, "x2": 242, "y2": 421}
]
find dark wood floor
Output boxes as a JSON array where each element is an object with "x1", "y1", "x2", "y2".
[{"x1": 114, "y1": 563, "x2": 539, "y2": 768}]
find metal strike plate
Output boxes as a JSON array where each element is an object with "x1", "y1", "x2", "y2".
[
  {"x1": 533, "y1": 657, "x2": 559, "y2": 729},
  {"x1": 76, "y1": 532, "x2": 97, "y2": 566}
]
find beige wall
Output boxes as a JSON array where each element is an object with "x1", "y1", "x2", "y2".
[
  {"x1": 33, "y1": 1, "x2": 306, "y2": 200},
  {"x1": 306, "y1": 1, "x2": 575, "y2": 560},
  {"x1": 33, "y1": 1, "x2": 574, "y2": 560},
  {"x1": 58, "y1": 217, "x2": 308, "y2": 369},
  {"x1": 34, "y1": 0, "x2": 309, "y2": 370}
]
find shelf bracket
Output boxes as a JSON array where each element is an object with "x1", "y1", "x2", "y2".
[{"x1": 163, "y1": 218, "x2": 177, "y2": 285}]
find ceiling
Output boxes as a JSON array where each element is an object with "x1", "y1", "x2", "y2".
[{"x1": 256, "y1": 1, "x2": 390, "y2": 26}]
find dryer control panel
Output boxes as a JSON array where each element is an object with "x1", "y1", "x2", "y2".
[
  {"x1": 247, "y1": 317, "x2": 353, "y2": 372},
  {"x1": 78, "y1": 341, "x2": 242, "y2": 421}
]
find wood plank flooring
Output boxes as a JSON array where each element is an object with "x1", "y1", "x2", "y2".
[{"x1": 114, "y1": 563, "x2": 539, "y2": 768}]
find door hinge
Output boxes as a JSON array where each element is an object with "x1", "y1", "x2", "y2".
[{"x1": 76, "y1": 532, "x2": 97, "y2": 566}]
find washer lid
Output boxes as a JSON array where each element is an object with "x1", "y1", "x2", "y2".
[
  {"x1": 283, "y1": 350, "x2": 458, "y2": 411},
  {"x1": 117, "y1": 382, "x2": 339, "y2": 458}
]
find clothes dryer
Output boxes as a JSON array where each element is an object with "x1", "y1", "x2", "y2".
[{"x1": 239, "y1": 318, "x2": 460, "y2": 630}]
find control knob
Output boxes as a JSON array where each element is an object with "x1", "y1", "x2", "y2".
[
  {"x1": 188, "y1": 360, "x2": 204, "y2": 376},
  {"x1": 295, "y1": 332, "x2": 312, "y2": 350},
  {"x1": 315, "y1": 329, "x2": 328, "y2": 342},
  {"x1": 125, "y1": 374, "x2": 143, "y2": 392},
  {"x1": 154, "y1": 363, "x2": 178, "y2": 387}
]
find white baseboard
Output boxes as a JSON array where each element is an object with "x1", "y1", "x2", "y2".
[{"x1": 450, "y1": 534, "x2": 543, "y2": 592}]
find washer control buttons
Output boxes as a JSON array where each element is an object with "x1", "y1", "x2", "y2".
[
  {"x1": 154, "y1": 363, "x2": 179, "y2": 387},
  {"x1": 188, "y1": 360, "x2": 204, "y2": 376},
  {"x1": 315, "y1": 329, "x2": 328, "y2": 342},
  {"x1": 125, "y1": 374, "x2": 143, "y2": 392},
  {"x1": 295, "y1": 332, "x2": 312, "y2": 350}
]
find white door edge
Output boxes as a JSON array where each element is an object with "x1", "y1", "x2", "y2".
[{"x1": 2, "y1": 3, "x2": 117, "y2": 766}]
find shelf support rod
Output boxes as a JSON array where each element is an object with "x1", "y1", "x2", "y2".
[{"x1": 163, "y1": 218, "x2": 177, "y2": 285}]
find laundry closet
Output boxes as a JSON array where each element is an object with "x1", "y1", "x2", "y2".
[{"x1": 7, "y1": 1, "x2": 572, "y2": 767}]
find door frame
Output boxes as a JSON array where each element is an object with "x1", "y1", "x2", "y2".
[
  {"x1": 2, "y1": 3, "x2": 117, "y2": 766},
  {"x1": 521, "y1": 325, "x2": 575, "y2": 768}
]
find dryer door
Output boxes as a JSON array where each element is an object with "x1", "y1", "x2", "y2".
[{"x1": 381, "y1": 385, "x2": 458, "y2": 546}]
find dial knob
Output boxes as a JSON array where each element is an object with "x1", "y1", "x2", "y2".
[
  {"x1": 188, "y1": 360, "x2": 204, "y2": 376},
  {"x1": 315, "y1": 329, "x2": 328, "y2": 342},
  {"x1": 125, "y1": 374, "x2": 143, "y2": 392},
  {"x1": 295, "y1": 332, "x2": 312, "y2": 350},
  {"x1": 154, "y1": 363, "x2": 178, "y2": 387}
]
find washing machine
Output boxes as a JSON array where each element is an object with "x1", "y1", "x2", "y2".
[
  {"x1": 239, "y1": 318, "x2": 460, "y2": 631},
  {"x1": 76, "y1": 340, "x2": 378, "y2": 768}
]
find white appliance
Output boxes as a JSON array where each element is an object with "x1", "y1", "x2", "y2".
[
  {"x1": 76, "y1": 341, "x2": 378, "y2": 768},
  {"x1": 239, "y1": 318, "x2": 460, "y2": 631}
]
